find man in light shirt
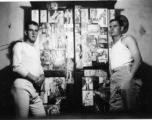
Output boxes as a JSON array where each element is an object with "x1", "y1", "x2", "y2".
[
  {"x1": 11, "y1": 21, "x2": 46, "y2": 118},
  {"x1": 109, "y1": 15, "x2": 142, "y2": 113}
]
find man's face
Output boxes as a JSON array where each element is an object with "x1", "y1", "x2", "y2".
[
  {"x1": 25, "y1": 24, "x2": 38, "y2": 43},
  {"x1": 109, "y1": 21, "x2": 122, "y2": 37}
]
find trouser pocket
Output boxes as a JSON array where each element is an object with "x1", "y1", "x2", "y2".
[{"x1": 127, "y1": 65, "x2": 131, "y2": 75}]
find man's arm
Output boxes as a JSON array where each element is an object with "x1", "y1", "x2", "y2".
[
  {"x1": 35, "y1": 74, "x2": 45, "y2": 87},
  {"x1": 35, "y1": 56, "x2": 45, "y2": 87},
  {"x1": 25, "y1": 54, "x2": 45, "y2": 87},
  {"x1": 123, "y1": 36, "x2": 142, "y2": 78},
  {"x1": 25, "y1": 73, "x2": 39, "y2": 83},
  {"x1": 13, "y1": 42, "x2": 39, "y2": 83}
]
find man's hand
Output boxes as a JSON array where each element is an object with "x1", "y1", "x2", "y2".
[
  {"x1": 33, "y1": 74, "x2": 45, "y2": 93},
  {"x1": 34, "y1": 74, "x2": 45, "y2": 87},
  {"x1": 94, "y1": 91, "x2": 106, "y2": 99}
]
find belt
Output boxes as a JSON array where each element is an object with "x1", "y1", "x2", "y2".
[
  {"x1": 112, "y1": 65, "x2": 131, "y2": 74},
  {"x1": 112, "y1": 69, "x2": 118, "y2": 73}
]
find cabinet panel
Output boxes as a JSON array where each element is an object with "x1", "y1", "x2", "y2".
[{"x1": 31, "y1": 1, "x2": 116, "y2": 115}]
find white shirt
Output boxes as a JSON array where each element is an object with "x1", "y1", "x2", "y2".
[
  {"x1": 13, "y1": 42, "x2": 44, "y2": 77},
  {"x1": 110, "y1": 36, "x2": 133, "y2": 70}
]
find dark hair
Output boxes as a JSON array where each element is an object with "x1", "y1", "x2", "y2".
[
  {"x1": 109, "y1": 19, "x2": 123, "y2": 27},
  {"x1": 25, "y1": 21, "x2": 39, "y2": 30}
]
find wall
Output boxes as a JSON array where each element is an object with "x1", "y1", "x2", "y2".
[
  {"x1": 115, "y1": 0, "x2": 152, "y2": 66},
  {"x1": 0, "y1": 0, "x2": 152, "y2": 118},
  {"x1": 0, "y1": 0, "x2": 152, "y2": 69},
  {"x1": 115, "y1": 0, "x2": 152, "y2": 114},
  {"x1": 0, "y1": 2, "x2": 31, "y2": 119},
  {"x1": 0, "y1": 2, "x2": 31, "y2": 70}
]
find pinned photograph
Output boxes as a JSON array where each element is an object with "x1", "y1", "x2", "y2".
[
  {"x1": 82, "y1": 50, "x2": 92, "y2": 67},
  {"x1": 40, "y1": 10, "x2": 47, "y2": 23},
  {"x1": 98, "y1": 43, "x2": 108, "y2": 49},
  {"x1": 96, "y1": 48, "x2": 108, "y2": 63},
  {"x1": 86, "y1": 34, "x2": 98, "y2": 47},
  {"x1": 47, "y1": 105, "x2": 60, "y2": 115},
  {"x1": 40, "y1": 49, "x2": 66, "y2": 71},
  {"x1": 84, "y1": 69, "x2": 107, "y2": 77},
  {"x1": 82, "y1": 91, "x2": 94, "y2": 106},
  {"x1": 75, "y1": 33, "x2": 81, "y2": 44},
  {"x1": 64, "y1": 9, "x2": 73, "y2": 24},
  {"x1": 39, "y1": 23, "x2": 47, "y2": 34},
  {"x1": 75, "y1": 24, "x2": 81, "y2": 33},
  {"x1": 109, "y1": 9, "x2": 115, "y2": 20},
  {"x1": 86, "y1": 34, "x2": 98, "y2": 61},
  {"x1": 39, "y1": 34, "x2": 51, "y2": 50},
  {"x1": 48, "y1": 10, "x2": 64, "y2": 24},
  {"x1": 75, "y1": 6, "x2": 81, "y2": 24},
  {"x1": 88, "y1": 24, "x2": 100, "y2": 34},
  {"x1": 81, "y1": 8, "x2": 89, "y2": 23},
  {"x1": 98, "y1": 35, "x2": 108, "y2": 48},
  {"x1": 82, "y1": 76, "x2": 108, "y2": 107},
  {"x1": 82, "y1": 77, "x2": 93, "y2": 91},
  {"x1": 31, "y1": 10, "x2": 39, "y2": 24},
  {"x1": 64, "y1": 24, "x2": 73, "y2": 33},
  {"x1": 98, "y1": 9, "x2": 107, "y2": 27},
  {"x1": 57, "y1": 11, "x2": 64, "y2": 24},
  {"x1": 100, "y1": 27, "x2": 108, "y2": 35},
  {"x1": 65, "y1": 58, "x2": 74, "y2": 84},
  {"x1": 82, "y1": 34, "x2": 99, "y2": 66},
  {"x1": 54, "y1": 34, "x2": 66, "y2": 50},
  {"x1": 90, "y1": 8, "x2": 98, "y2": 23},
  {"x1": 81, "y1": 23, "x2": 88, "y2": 34},
  {"x1": 65, "y1": 31, "x2": 74, "y2": 58},
  {"x1": 40, "y1": 77, "x2": 66, "y2": 104},
  {"x1": 98, "y1": 35, "x2": 107, "y2": 43},
  {"x1": 76, "y1": 44, "x2": 83, "y2": 69}
]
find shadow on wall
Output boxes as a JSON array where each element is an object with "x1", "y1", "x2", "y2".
[
  {"x1": 137, "y1": 62, "x2": 152, "y2": 116},
  {"x1": 20, "y1": 6, "x2": 31, "y2": 29},
  {"x1": 115, "y1": 9, "x2": 125, "y2": 17},
  {"x1": 0, "y1": 5, "x2": 31, "y2": 119},
  {"x1": 0, "y1": 39, "x2": 22, "y2": 119},
  {"x1": 0, "y1": 3, "x2": 152, "y2": 119},
  {"x1": 114, "y1": 9, "x2": 152, "y2": 115}
]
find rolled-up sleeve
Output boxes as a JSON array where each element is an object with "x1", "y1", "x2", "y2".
[{"x1": 13, "y1": 42, "x2": 28, "y2": 77}]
